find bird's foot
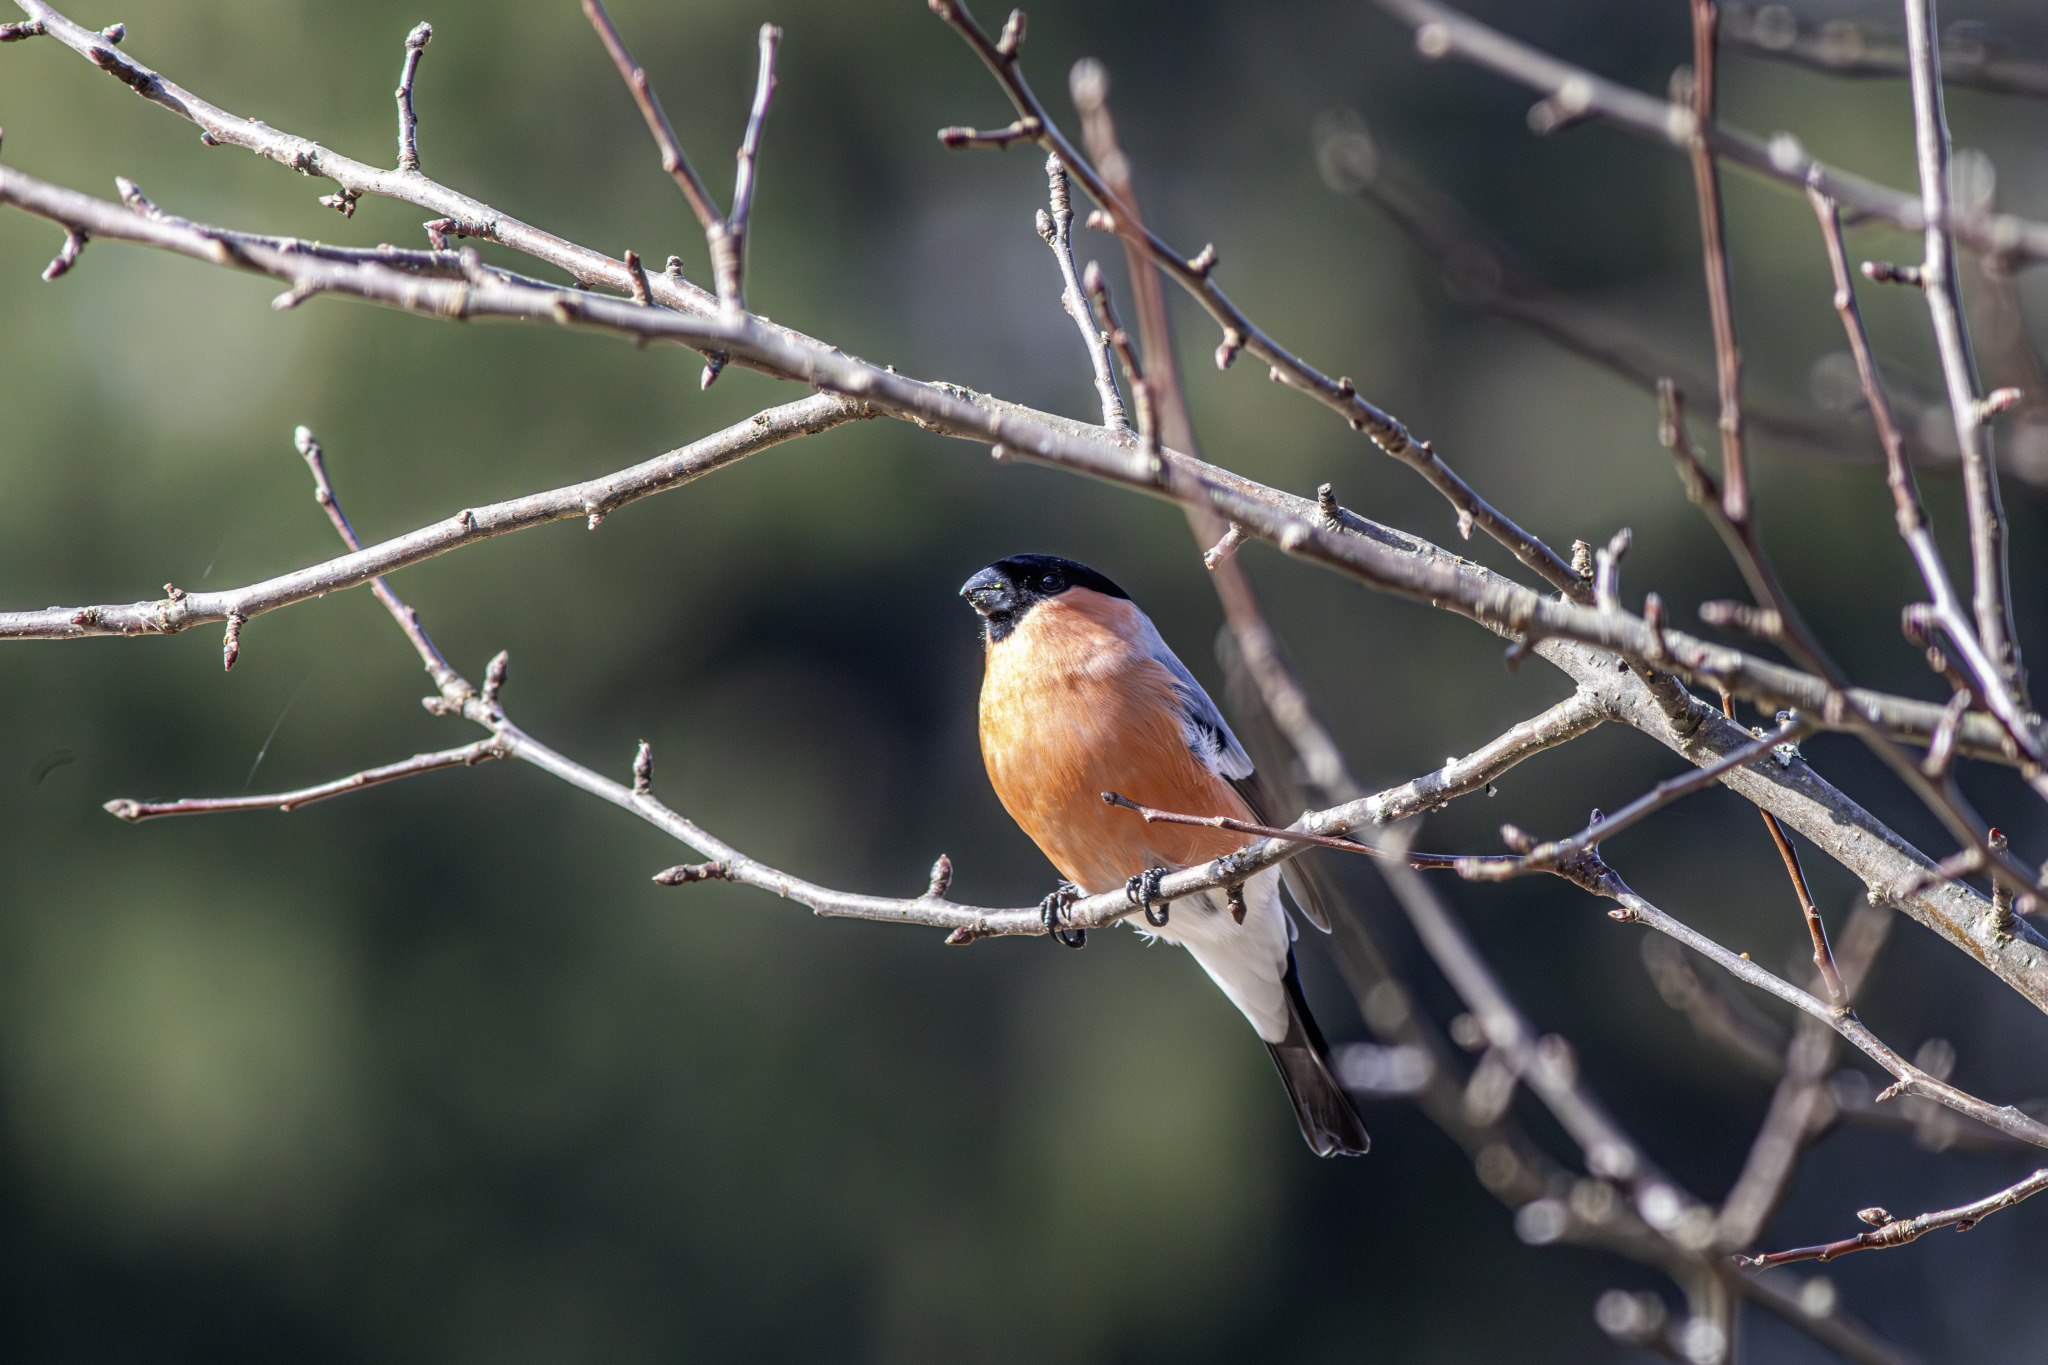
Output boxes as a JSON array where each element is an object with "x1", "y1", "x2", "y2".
[
  {"x1": 1040, "y1": 881, "x2": 1086, "y2": 949},
  {"x1": 1126, "y1": 867, "x2": 1170, "y2": 927}
]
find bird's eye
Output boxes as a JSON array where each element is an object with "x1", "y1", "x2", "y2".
[{"x1": 1040, "y1": 574, "x2": 1064, "y2": 592}]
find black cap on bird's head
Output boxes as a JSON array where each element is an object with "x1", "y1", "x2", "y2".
[{"x1": 960, "y1": 553, "x2": 1129, "y2": 642}]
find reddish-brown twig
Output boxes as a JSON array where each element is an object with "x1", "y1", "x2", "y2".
[
  {"x1": 1720, "y1": 691, "x2": 1846, "y2": 1007},
  {"x1": 1737, "y1": 1167, "x2": 2048, "y2": 1269}
]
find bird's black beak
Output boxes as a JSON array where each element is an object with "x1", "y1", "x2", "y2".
[{"x1": 960, "y1": 567, "x2": 1015, "y2": 619}]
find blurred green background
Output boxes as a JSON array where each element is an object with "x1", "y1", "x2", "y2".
[{"x1": 4, "y1": 0, "x2": 2048, "y2": 1360}]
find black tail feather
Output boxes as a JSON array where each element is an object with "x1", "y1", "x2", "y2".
[{"x1": 1267, "y1": 952, "x2": 1371, "y2": 1157}]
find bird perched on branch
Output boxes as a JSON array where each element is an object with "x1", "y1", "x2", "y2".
[{"x1": 961, "y1": 553, "x2": 1369, "y2": 1157}]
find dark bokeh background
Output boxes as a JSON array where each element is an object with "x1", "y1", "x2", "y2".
[{"x1": 5, "y1": 1, "x2": 2048, "y2": 1360}]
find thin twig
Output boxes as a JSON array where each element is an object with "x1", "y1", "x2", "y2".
[
  {"x1": 1738, "y1": 1167, "x2": 2048, "y2": 1269},
  {"x1": 580, "y1": 0, "x2": 720, "y2": 232},
  {"x1": 1687, "y1": 0, "x2": 1748, "y2": 525},
  {"x1": 294, "y1": 426, "x2": 465, "y2": 695},
  {"x1": 105, "y1": 738, "x2": 507, "y2": 821},
  {"x1": 1035, "y1": 155, "x2": 1125, "y2": 428},
  {"x1": 1722, "y1": 690, "x2": 1847, "y2": 1008},
  {"x1": 716, "y1": 23, "x2": 780, "y2": 311},
  {"x1": 394, "y1": 21, "x2": 432, "y2": 173}
]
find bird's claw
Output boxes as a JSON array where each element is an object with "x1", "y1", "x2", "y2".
[
  {"x1": 1040, "y1": 881, "x2": 1086, "y2": 948},
  {"x1": 1127, "y1": 867, "x2": 1170, "y2": 927}
]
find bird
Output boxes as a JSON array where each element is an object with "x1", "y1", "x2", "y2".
[{"x1": 960, "y1": 552, "x2": 1370, "y2": 1158}]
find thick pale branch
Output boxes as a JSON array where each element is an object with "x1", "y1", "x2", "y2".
[
  {"x1": 4, "y1": 162, "x2": 2018, "y2": 781},
  {"x1": 1369, "y1": 0, "x2": 2048, "y2": 265}
]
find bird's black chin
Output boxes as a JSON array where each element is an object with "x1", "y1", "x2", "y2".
[{"x1": 982, "y1": 612, "x2": 1018, "y2": 644}]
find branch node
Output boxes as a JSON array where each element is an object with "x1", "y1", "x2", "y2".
[
  {"x1": 1979, "y1": 387, "x2": 2024, "y2": 421},
  {"x1": 653, "y1": 860, "x2": 733, "y2": 885},
  {"x1": 1188, "y1": 242, "x2": 1218, "y2": 277},
  {"x1": 221, "y1": 612, "x2": 246, "y2": 672},
  {"x1": 317, "y1": 189, "x2": 360, "y2": 218},
  {"x1": 1214, "y1": 326, "x2": 1243, "y2": 370},
  {"x1": 1699, "y1": 599, "x2": 1783, "y2": 640},
  {"x1": 700, "y1": 351, "x2": 728, "y2": 389},
  {"x1": 41, "y1": 230, "x2": 86, "y2": 282},
  {"x1": 632, "y1": 740, "x2": 653, "y2": 796},
  {"x1": 481, "y1": 649, "x2": 509, "y2": 706},
  {"x1": 995, "y1": 8, "x2": 1025, "y2": 60},
  {"x1": 925, "y1": 853, "x2": 953, "y2": 900},
  {"x1": 1861, "y1": 259, "x2": 1923, "y2": 287},
  {"x1": 622, "y1": 248, "x2": 652, "y2": 306},
  {"x1": 1202, "y1": 523, "x2": 1248, "y2": 569},
  {"x1": 0, "y1": 19, "x2": 47, "y2": 41}
]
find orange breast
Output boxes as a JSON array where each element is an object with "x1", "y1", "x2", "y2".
[{"x1": 979, "y1": 589, "x2": 1253, "y2": 894}]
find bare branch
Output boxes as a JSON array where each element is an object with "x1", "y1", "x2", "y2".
[
  {"x1": 1902, "y1": 0, "x2": 2028, "y2": 709},
  {"x1": 4, "y1": 130, "x2": 2043, "y2": 1010},
  {"x1": 1580, "y1": 858, "x2": 2048, "y2": 1150},
  {"x1": 719, "y1": 23, "x2": 781, "y2": 311},
  {"x1": 395, "y1": 21, "x2": 432, "y2": 174},
  {"x1": 1723, "y1": 3, "x2": 2048, "y2": 101},
  {"x1": 1369, "y1": 0, "x2": 2048, "y2": 265},
  {"x1": 929, "y1": 0, "x2": 1589, "y2": 600},
  {"x1": 1738, "y1": 1167, "x2": 2048, "y2": 1269}
]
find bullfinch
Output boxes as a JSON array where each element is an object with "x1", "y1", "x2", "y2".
[{"x1": 962, "y1": 553, "x2": 1370, "y2": 1158}]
